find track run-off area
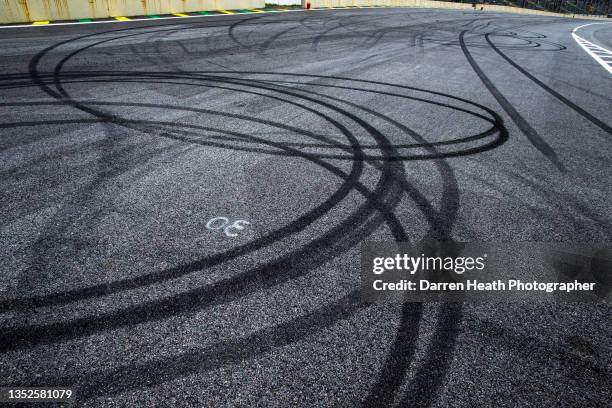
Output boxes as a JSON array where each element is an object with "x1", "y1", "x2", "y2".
[{"x1": 0, "y1": 7, "x2": 610, "y2": 407}]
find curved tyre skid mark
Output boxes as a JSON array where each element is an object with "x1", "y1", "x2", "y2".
[{"x1": 0, "y1": 15, "x2": 521, "y2": 405}]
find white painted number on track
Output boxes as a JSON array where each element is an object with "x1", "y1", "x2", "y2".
[{"x1": 206, "y1": 217, "x2": 251, "y2": 237}]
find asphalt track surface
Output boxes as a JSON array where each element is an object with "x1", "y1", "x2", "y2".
[{"x1": 0, "y1": 7, "x2": 611, "y2": 407}]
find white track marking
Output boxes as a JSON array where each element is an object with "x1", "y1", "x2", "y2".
[
  {"x1": 572, "y1": 22, "x2": 612, "y2": 75},
  {"x1": 206, "y1": 217, "x2": 251, "y2": 237}
]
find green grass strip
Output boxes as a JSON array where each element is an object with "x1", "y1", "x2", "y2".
[
  {"x1": 147, "y1": 15, "x2": 161, "y2": 19},
  {"x1": 78, "y1": 19, "x2": 92, "y2": 22}
]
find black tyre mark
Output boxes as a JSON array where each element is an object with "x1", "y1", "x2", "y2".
[
  {"x1": 0, "y1": 13, "x2": 522, "y2": 406},
  {"x1": 460, "y1": 30, "x2": 566, "y2": 172},
  {"x1": 485, "y1": 33, "x2": 612, "y2": 136}
]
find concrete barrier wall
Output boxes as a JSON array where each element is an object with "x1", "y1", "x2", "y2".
[
  {"x1": 304, "y1": 0, "x2": 606, "y2": 19},
  {"x1": 1, "y1": 0, "x2": 605, "y2": 24},
  {"x1": 0, "y1": 0, "x2": 265, "y2": 23},
  {"x1": 268, "y1": 0, "x2": 301, "y2": 4},
  {"x1": 305, "y1": 0, "x2": 560, "y2": 15}
]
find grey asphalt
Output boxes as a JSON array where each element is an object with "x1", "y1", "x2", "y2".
[{"x1": 0, "y1": 8, "x2": 611, "y2": 407}]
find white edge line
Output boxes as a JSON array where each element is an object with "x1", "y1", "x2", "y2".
[
  {"x1": 571, "y1": 22, "x2": 612, "y2": 75},
  {"x1": 571, "y1": 21, "x2": 610, "y2": 33},
  {"x1": 0, "y1": 9, "x2": 307, "y2": 29}
]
